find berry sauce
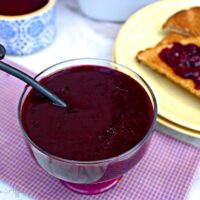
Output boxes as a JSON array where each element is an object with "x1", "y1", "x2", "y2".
[
  {"x1": 0, "y1": 0, "x2": 48, "y2": 16},
  {"x1": 159, "y1": 42, "x2": 200, "y2": 89},
  {"x1": 21, "y1": 65, "x2": 154, "y2": 161}
]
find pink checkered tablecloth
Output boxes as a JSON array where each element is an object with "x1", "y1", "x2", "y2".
[{"x1": 0, "y1": 59, "x2": 200, "y2": 200}]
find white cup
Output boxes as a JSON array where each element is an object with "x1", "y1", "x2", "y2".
[{"x1": 78, "y1": 0, "x2": 159, "y2": 22}]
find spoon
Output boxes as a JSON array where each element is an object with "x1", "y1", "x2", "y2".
[{"x1": 0, "y1": 44, "x2": 67, "y2": 108}]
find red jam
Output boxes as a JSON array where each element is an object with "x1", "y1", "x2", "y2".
[
  {"x1": 159, "y1": 42, "x2": 200, "y2": 89},
  {"x1": 0, "y1": 0, "x2": 48, "y2": 16},
  {"x1": 21, "y1": 65, "x2": 154, "y2": 161}
]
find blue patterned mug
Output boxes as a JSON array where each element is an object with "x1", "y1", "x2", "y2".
[{"x1": 0, "y1": 0, "x2": 56, "y2": 55}]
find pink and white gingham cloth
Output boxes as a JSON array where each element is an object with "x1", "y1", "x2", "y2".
[{"x1": 0, "y1": 60, "x2": 200, "y2": 200}]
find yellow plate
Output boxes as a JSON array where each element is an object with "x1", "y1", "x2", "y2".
[
  {"x1": 114, "y1": 0, "x2": 200, "y2": 133},
  {"x1": 157, "y1": 116, "x2": 200, "y2": 138}
]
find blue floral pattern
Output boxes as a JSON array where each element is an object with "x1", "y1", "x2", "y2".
[
  {"x1": 27, "y1": 19, "x2": 45, "y2": 38},
  {"x1": 0, "y1": 5, "x2": 56, "y2": 55},
  {"x1": 0, "y1": 22, "x2": 16, "y2": 40}
]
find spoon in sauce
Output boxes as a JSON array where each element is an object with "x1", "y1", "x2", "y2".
[{"x1": 0, "y1": 44, "x2": 67, "y2": 108}]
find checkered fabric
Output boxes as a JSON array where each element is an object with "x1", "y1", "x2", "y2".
[{"x1": 0, "y1": 60, "x2": 200, "y2": 200}]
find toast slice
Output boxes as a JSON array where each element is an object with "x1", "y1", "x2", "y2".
[
  {"x1": 157, "y1": 32, "x2": 187, "y2": 45},
  {"x1": 163, "y1": 7, "x2": 200, "y2": 36},
  {"x1": 136, "y1": 34, "x2": 200, "y2": 98}
]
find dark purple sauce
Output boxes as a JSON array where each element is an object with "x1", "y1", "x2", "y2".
[
  {"x1": 159, "y1": 42, "x2": 200, "y2": 89},
  {"x1": 21, "y1": 65, "x2": 154, "y2": 161},
  {"x1": 0, "y1": 0, "x2": 48, "y2": 16}
]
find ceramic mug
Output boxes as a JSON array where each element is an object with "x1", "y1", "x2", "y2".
[
  {"x1": 78, "y1": 0, "x2": 159, "y2": 22},
  {"x1": 0, "y1": 0, "x2": 57, "y2": 55}
]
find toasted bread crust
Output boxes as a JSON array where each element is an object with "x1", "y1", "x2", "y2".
[
  {"x1": 157, "y1": 32, "x2": 187, "y2": 45},
  {"x1": 136, "y1": 35, "x2": 200, "y2": 98},
  {"x1": 163, "y1": 7, "x2": 200, "y2": 36}
]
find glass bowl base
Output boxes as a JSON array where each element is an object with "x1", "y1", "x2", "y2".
[{"x1": 61, "y1": 176, "x2": 122, "y2": 195}]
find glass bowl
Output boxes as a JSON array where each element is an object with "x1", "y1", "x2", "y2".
[{"x1": 18, "y1": 58, "x2": 157, "y2": 194}]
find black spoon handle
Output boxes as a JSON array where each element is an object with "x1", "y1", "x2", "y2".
[
  {"x1": 0, "y1": 44, "x2": 5, "y2": 60},
  {"x1": 0, "y1": 44, "x2": 66, "y2": 108},
  {"x1": 0, "y1": 61, "x2": 67, "y2": 108}
]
